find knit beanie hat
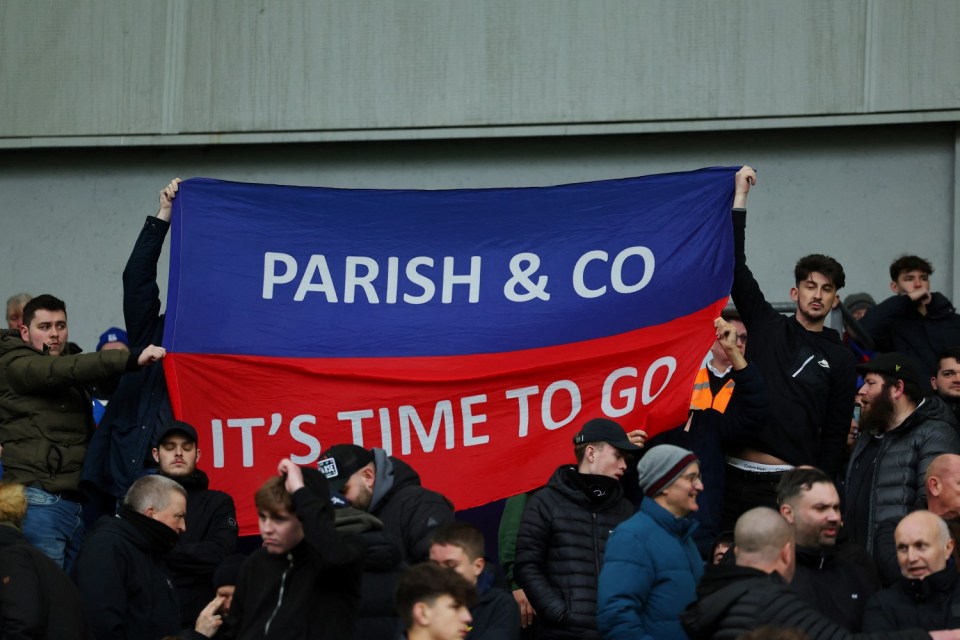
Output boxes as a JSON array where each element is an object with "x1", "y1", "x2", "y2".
[{"x1": 636, "y1": 444, "x2": 698, "y2": 497}]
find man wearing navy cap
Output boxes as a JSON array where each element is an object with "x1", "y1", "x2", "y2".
[
  {"x1": 514, "y1": 418, "x2": 640, "y2": 639},
  {"x1": 153, "y1": 420, "x2": 239, "y2": 628},
  {"x1": 845, "y1": 352, "x2": 960, "y2": 561}
]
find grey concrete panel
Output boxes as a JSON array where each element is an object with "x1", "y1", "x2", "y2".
[
  {"x1": 0, "y1": 124, "x2": 953, "y2": 351},
  {"x1": 0, "y1": 2, "x2": 168, "y2": 136}
]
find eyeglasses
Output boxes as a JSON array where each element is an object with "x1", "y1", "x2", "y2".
[{"x1": 679, "y1": 471, "x2": 702, "y2": 483}]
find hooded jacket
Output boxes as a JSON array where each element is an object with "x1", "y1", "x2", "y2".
[
  {"x1": 0, "y1": 330, "x2": 136, "y2": 494},
  {"x1": 221, "y1": 473, "x2": 364, "y2": 640},
  {"x1": 845, "y1": 395, "x2": 960, "y2": 554},
  {"x1": 597, "y1": 497, "x2": 702, "y2": 640},
  {"x1": 863, "y1": 564, "x2": 960, "y2": 632},
  {"x1": 163, "y1": 469, "x2": 239, "y2": 627},
  {"x1": 367, "y1": 449, "x2": 454, "y2": 564},
  {"x1": 680, "y1": 563, "x2": 926, "y2": 640},
  {"x1": 515, "y1": 466, "x2": 634, "y2": 640},
  {"x1": 75, "y1": 506, "x2": 200, "y2": 640},
  {"x1": 0, "y1": 523, "x2": 92, "y2": 640},
  {"x1": 861, "y1": 292, "x2": 960, "y2": 380}
]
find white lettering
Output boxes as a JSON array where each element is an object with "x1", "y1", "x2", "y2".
[
  {"x1": 572, "y1": 250, "x2": 608, "y2": 298},
  {"x1": 344, "y1": 256, "x2": 380, "y2": 303},
  {"x1": 505, "y1": 386, "x2": 539, "y2": 437},
  {"x1": 289, "y1": 414, "x2": 322, "y2": 464},
  {"x1": 642, "y1": 357, "x2": 677, "y2": 405},
  {"x1": 541, "y1": 380, "x2": 581, "y2": 430},
  {"x1": 461, "y1": 394, "x2": 489, "y2": 446},
  {"x1": 294, "y1": 255, "x2": 338, "y2": 302},
  {"x1": 442, "y1": 256, "x2": 481, "y2": 303},
  {"x1": 601, "y1": 367, "x2": 638, "y2": 417},
  {"x1": 262, "y1": 252, "x2": 298, "y2": 299},
  {"x1": 611, "y1": 247, "x2": 655, "y2": 294}
]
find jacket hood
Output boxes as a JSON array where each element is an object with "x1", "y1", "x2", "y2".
[
  {"x1": 682, "y1": 564, "x2": 779, "y2": 639},
  {"x1": 0, "y1": 329, "x2": 29, "y2": 357},
  {"x1": 898, "y1": 395, "x2": 956, "y2": 433},
  {"x1": 928, "y1": 292, "x2": 956, "y2": 319},
  {"x1": 169, "y1": 468, "x2": 210, "y2": 492},
  {"x1": 898, "y1": 561, "x2": 958, "y2": 601}
]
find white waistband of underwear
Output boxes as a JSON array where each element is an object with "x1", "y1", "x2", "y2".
[{"x1": 725, "y1": 456, "x2": 795, "y2": 473}]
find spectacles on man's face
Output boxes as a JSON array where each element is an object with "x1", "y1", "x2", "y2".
[{"x1": 679, "y1": 471, "x2": 702, "y2": 484}]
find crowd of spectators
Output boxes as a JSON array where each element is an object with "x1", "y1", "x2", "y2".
[{"x1": 3, "y1": 167, "x2": 960, "y2": 639}]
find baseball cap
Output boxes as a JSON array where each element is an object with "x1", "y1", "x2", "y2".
[
  {"x1": 857, "y1": 352, "x2": 924, "y2": 389},
  {"x1": 317, "y1": 444, "x2": 374, "y2": 494},
  {"x1": 572, "y1": 418, "x2": 642, "y2": 452},
  {"x1": 156, "y1": 420, "x2": 198, "y2": 445}
]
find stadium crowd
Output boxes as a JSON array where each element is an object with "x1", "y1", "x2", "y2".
[{"x1": 3, "y1": 167, "x2": 960, "y2": 639}]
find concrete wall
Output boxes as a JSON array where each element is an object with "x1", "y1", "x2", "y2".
[
  {"x1": 2, "y1": 123, "x2": 956, "y2": 351},
  {"x1": 3, "y1": 1, "x2": 959, "y2": 146}
]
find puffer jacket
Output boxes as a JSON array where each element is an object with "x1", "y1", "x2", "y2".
[
  {"x1": 515, "y1": 465, "x2": 634, "y2": 640},
  {"x1": 597, "y1": 498, "x2": 702, "y2": 640},
  {"x1": 680, "y1": 564, "x2": 927, "y2": 640},
  {"x1": 0, "y1": 330, "x2": 135, "y2": 493},
  {"x1": 845, "y1": 395, "x2": 960, "y2": 554}
]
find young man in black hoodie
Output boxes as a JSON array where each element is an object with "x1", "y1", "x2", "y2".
[
  {"x1": 220, "y1": 458, "x2": 364, "y2": 640},
  {"x1": 725, "y1": 166, "x2": 857, "y2": 527},
  {"x1": 152, "y1": 420, "x2": 238, "y2": 628},
  {"x1": 429, "y1": 522, "x2": 519, "y2": 640}
]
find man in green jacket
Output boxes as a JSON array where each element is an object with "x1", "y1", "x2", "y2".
[{"x1": 0, "y1": 294, "x2": 165, "y2": 571}]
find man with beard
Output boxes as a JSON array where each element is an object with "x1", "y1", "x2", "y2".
[
  {"x1": 777, "y1": 468, "x2": 879, "y2": 630},
  {"x1": 845, "y1": 352, "x2": 960, "y2": 561},
  {"x1": 931, "y1": 349, "x2": 960, "y2": 421}
]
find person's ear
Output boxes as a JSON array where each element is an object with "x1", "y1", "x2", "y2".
[
  {"x1": 831, "y1": 296, "x2": 840, "y2": 309},
  {"x1": 152, "y1": 448, "x2": 160, "y2": 463},
  {"x1": 19, "y1": 324, "x2": 28, "y2": 342},
  {"x1": 790, "y1": 287, "x2": 799, "y2": 303},
  {"x1": 890, "y1": 281, "x2": 899, "y2": 294},
  {"x1": 779, "y1": 503, "x2": 795, "y2": 525},
  {"x1": 196, "y1": 448, "x2": 201, "y2": 463},
  {"x1": 474, "y1": 556, "x2": 485, "y2": 578},
  {"x1": 412, "y1": 601, "x2": 431, "y2": 626}
]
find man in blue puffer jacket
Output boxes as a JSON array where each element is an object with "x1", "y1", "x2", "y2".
[{"x1": 597, "y1": 444, "x2": 704, "y2": 640}]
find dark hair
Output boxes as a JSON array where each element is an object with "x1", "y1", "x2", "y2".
[
  {"x1": 879, "y1": 372, "x2": 925, "y2": 405},
  {"x1": 794, "y1": 254, "x2": 845, "y2": 290},
  {"x1": 936, "y1": 348, "x2": 960, "y2": 372},
  {"x1": 720, "y1": 308, "x2": 742, "y2": 323},
  {"x1": 710, "y1": 530, "x2": 734, "y2": 560},
  {"x1": 889, "y1": 255, "x2": 933, "y2": 282},
  {"x1": 431, "y1": 521, "x2": 485, "y2": 561},
  {"x1": 395, "y1": 563, "x2": 476, "y2": 630},
  {"x1": 776, "y1": 468, "x2": 834, "y2": 506},
  {"x1": 254, "y1": 476, "x2": 294, "y2": 515},
  {"x1": 21, "y1": 294, "x2": 66, "y2": 328}
]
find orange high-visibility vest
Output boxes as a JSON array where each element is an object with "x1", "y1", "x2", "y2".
[{"x1": 689, "y1": 366, "x2": 735, "y2": 412}]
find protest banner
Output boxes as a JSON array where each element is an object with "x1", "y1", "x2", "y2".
[{"x1": 163, "y1": 168, "x2": 736, "y2": 534}]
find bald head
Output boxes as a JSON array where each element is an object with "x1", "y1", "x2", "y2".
[
  {"x1": 926, "y1": 454, "x2": 960, "y2": 520},
  {"x1": 895, "y1": 511, "x2": 954, "y2": 579},
  {"x1": 734, "y1": 507, "x2": 796, "y2": 582}
]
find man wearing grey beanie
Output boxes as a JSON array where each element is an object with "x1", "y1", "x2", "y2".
[{"x1": 597, "y1": 444, "x2": 704, "y2": 640}]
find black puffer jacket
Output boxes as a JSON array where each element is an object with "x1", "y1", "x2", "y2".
[
  {"x1": 680, "y1": 564, "x2": 927, "y2": 640},
  {"x1": 514, "y1": 466, "x2": 633, "y2": 640},
  {"x1": 861, "y1": 292, "x2": 960, "y2": 380},
  {"x1": 845, "y1": 395, "x2": 960, "y2": 554},
  {"x1": 863, "y1": 565, "x2": 960, "y2": 632}
]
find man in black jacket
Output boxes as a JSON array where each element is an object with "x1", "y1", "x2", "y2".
[
  {"x1": 861, "y1": 255, "x2": 960, "y2": 380},
  {"x1": 777, "y1": 468, "x2": 879, "y2": 630},
  {"x1": 220, "y1": 458, "x2": 364, "y2": 640},
  {"x1": 153, "y1": 420, "x2": 239, "y2": 628},
  {"x1": 864, "y1": 511, "x2": 960, "y2": 633},
  {"x1": 726, "y1": 167, "x2": 857, "y2": 528},
  {"x1": 513, "y1": 418, "x2": 639, "y2": 640},
  {"x1": 429, "y1": 521, "x2": 520, "y2": 640},
  {"x1": 931, "y1": 350, "x2": 960, "y2": 420},
  {"x1": 82, "y1": 178, "x2": 182, "y2": 514},
  {"x1": 76, "y1": 474, "x2": 221, "y2": 640},
  {"x1": 681, "y1": 507, "x2": 932, "y2": 640},
  {"x1": 845, "y1": 353, "x2": 960, "y2": 558}
]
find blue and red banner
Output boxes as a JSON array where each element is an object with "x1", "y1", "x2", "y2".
[{"x1": 163, "y1": 168, "x2": 736, "y2": 534}]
